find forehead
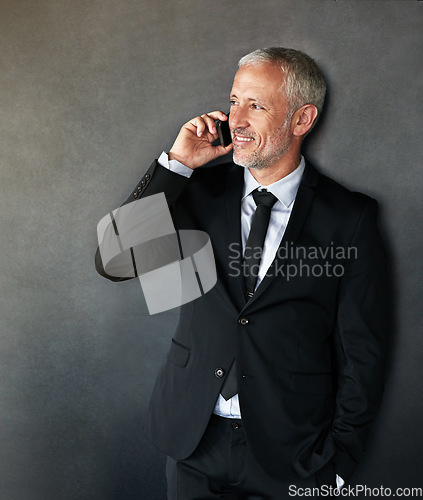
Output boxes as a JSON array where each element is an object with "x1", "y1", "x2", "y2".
[{"x1": 231, "y1": 63, "x2": 285, "y2": 101}]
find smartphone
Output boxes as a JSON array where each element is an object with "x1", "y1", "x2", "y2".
[{"x1": 216, "y1": 114, "x2": 232, "y2": 147}]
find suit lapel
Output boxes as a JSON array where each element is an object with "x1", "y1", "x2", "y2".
[
  {"x1": 223, "y1": 164, "x2": 246, "y2": 311},
  {"x1": 242, "y1": 162, "x2": 319, "y2": 310}
]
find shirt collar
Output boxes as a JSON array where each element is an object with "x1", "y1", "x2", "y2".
[{"x1": 242, "y1": 156, "x2": 306, "y2": 208}]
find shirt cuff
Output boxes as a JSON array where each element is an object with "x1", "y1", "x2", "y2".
[
  {"x1": 158, "y1": 151, "x2": 193, "y2": 178},
  {"x1": 336, "y1": 474, "x2": 345, "y2": 489}
]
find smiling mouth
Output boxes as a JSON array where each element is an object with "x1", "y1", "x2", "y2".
[{"x1": 233, "y1": 133, "x2": 255, "y2": 144}]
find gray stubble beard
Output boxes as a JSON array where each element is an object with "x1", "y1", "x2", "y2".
[{"x1": 232, "y1": 118, "x2": 292, "y2": 171}]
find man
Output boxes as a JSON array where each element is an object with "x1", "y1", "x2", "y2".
[{"x1": 96, "y1": 48, "x2": 388, "y2": 499}]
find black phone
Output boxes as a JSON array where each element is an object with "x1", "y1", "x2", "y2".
[{"x1": 216, "y1": 114, "x2": 231, "y2": 147}]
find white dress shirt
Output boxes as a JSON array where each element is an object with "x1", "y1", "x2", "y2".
[{"x1": 214, "y1": 158, "x2": 305, "y2": 418}]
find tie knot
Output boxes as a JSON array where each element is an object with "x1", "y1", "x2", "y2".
[{"x1": 252, "y1": 189, "x2": 277, "y2": 209}]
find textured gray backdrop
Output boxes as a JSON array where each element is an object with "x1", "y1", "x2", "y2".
[{"x1": 0, "y1": 1, "x2": 422, "y2": 499}]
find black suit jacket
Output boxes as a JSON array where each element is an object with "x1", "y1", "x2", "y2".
[{"x1": 96, "y1": 158, "x2": 388, "y2": 483}]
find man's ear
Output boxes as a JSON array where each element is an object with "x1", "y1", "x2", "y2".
[{"x1": 292, "y1": 104, "x2": 319, "y2": 137}]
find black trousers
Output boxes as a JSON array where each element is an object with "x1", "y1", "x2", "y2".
[{"x1": 166, "y1": 414, "x2": 337, "y2": 500}]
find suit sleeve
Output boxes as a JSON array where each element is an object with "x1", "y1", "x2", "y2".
[
  {"x1": 95, "y1": 160, "x2": 190, "y2": 281},
  {"x1": 331, "y1": 198, "x2": 389, "y2": 482}
]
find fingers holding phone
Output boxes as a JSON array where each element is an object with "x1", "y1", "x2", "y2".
[{"x1": 169, "y1": 111, "x2": 233, "y2": 169}]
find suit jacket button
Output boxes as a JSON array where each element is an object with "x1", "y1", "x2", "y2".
[
  {"x1": 215, "y1": 368, "x2": 225, "y2": 378},
  {"x1": 239, "y1": 317, "x2": 249, "y2": 326},
  {"x1": 145, "y1": 174, "x2": 151, "y2": 181},
  {"x1": 133, "y1": 192, "x2": 138, "y2": 198},
  {"x1": 141, "y1": 179, "x2": 147, "y2": 186}
]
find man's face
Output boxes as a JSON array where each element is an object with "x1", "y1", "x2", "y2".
[{"x1": 229, "y1": 63, "x2": 294, "y2": 170}]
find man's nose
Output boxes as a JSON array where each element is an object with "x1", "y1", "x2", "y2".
[{"x1": 229, "y1": 107, "x2": 249, "y2": 130}]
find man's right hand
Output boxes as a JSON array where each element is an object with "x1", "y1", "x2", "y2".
[{"x1": 168, "y1": 111, "x2": 233, "y2": 169}]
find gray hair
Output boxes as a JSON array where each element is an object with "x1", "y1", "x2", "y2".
[{"x1": 238, "y1": 47, "x2": 327, "y2": 118}]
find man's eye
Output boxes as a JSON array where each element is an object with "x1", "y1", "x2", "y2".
[
  {"x1": 252, "y1": 104, "x2": 262, "y2": 110},
  {"x1": 230, "y1": 100, "x2": 238, "y2": 107}
]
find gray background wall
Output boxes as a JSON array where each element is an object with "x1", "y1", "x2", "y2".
[{"x1": 0, "y1": 1, "x2": 421, "y2": 498}]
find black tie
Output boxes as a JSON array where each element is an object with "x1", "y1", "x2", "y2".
[
  {"x1": 220, "y1": 188, "x2": 278, "y2": 400},
  {"x1": 244, "y1": 189, "x2": 278, "y2": 298}
]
